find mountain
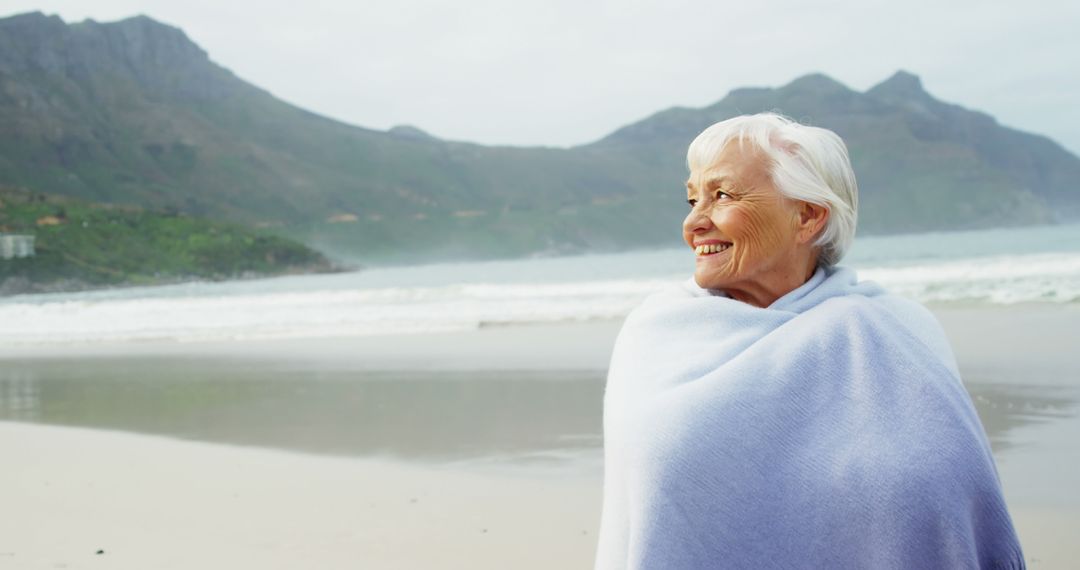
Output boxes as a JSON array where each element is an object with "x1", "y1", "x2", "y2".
[
  {"x1": 1, "y1": 12, "x2": 1078, "y2": 263},
  {"x1": 592, "y1": 71, "x2": 1080, "y2": 232},
  {"x1": 0, "y1": 11, "x2": 667, "y2": 262}
]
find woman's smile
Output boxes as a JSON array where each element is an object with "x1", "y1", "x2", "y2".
[{"x1": 694, "y1": 241, "x2": 732, "y2": 258}]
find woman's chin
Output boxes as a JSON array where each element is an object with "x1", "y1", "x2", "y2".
[{"x1": 694, "y1": 272, "x2": 730, "y2": 291}]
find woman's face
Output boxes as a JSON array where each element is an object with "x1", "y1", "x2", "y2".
[{"x1": 683, "y1": 142, "x2": 808, "y2": 300}]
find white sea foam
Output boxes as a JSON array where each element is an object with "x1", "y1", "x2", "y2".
[
  {"x1": 1, "y1": 243, "x2": 1078, "y2": 346},
  {"x1": 0, "y1": 278, "x2": 674, "y2": 345},
  {"x1": 857, "y1": 252, "x2": 1080, "y2": 304}
]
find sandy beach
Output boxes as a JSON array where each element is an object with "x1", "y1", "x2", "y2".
[
  {"x1": 0, "y1": 422, "x2": 600, "y2": 570},
  {"x1": 2, "y1": 304, "x2": 1078, "y2": 568}
]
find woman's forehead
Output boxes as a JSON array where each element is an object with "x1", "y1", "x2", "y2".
[{"x1": 686, "y1": 145, "x2": 770, "y2": 189}]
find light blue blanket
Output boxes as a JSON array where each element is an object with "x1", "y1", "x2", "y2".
[{"x1": 595, "y1": 265, "x2": 1025, "y2": 569}]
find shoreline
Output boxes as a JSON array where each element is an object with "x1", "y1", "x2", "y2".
[
  {"x1": 0, "y1": 319, "x2": 627, "y2": 371},
  {"x1": 0, "y1": 261, "x2": 351, "y2": 298},
  {"x1": 2, "y1": 303, "x2": 1079, "y2": 376}
]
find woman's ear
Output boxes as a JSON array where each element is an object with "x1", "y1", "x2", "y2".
[{"x1": 795, "y1": 201, "x2": 829, "y2": 244}]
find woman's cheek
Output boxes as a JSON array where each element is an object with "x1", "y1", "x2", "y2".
[
  {"x1": 720, "y1": 207, "x2": 755, "y2": 248},
  {"x1": 743, "y1": 205, "x2": 788, "y2": 256}
]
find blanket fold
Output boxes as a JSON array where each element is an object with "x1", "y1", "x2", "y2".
[{"x1": 594, "y1": 265, "x2": 1024, "y2": 569}]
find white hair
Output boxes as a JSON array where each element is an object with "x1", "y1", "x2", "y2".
[{"x1": 686, "y1": 112, "x2": 858, "y2": 267}]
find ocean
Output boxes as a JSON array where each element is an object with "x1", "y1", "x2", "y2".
[{"x1": 1, "y1": 223, "x2": 1078, "y2": 346}]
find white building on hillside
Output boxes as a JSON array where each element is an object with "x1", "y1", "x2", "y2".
[{"x1": 0, "y1": 234, "x2": 35, "y2": 259}]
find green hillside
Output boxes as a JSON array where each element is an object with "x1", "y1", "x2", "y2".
[
  {"x1": 1, "y1": 12, "x2": 1077, "y2": 265},
  {"x1": 0, "y1": 186, "x2": 334, "y2": 294}
]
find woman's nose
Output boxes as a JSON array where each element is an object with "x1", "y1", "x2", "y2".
[{"x1": 684, "y1": 208, "x2": 713, "y2": 234}]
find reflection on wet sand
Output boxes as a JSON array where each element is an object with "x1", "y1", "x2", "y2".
[
  {"x1": 0, "y1": 359, "x2": 604, "y2": 465},
  {"x1": 968, "y1": 382, "x2": 1079, "y2": 453},
  {"x1": 0, "y1": 358, "x2": 1075, "y2": 466}
]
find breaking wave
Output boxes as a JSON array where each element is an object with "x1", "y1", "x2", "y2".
[{"x1": 2, "y1": 225, "x2": 1078, "y2": 346}]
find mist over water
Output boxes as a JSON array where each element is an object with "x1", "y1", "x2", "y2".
[{"x1": 2, "y1": 224, "x2": 1079, "y2": 346}]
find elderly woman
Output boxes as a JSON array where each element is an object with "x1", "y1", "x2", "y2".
[{"x1": 594, "y1": 113, "x2": 1024, "y2": 569}]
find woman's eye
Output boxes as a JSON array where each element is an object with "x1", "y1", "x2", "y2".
[{"x1": 716, "y1": 191, "x2": 731, "y2": 200}]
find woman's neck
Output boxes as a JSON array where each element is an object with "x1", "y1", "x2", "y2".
[{"x1": 719, "y1": 257, "x2": 819, "y2": 308}]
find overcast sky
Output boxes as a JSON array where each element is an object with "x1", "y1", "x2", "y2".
[{"x1": 3, "y1": 1, "x2": 1079, "y2": 154}]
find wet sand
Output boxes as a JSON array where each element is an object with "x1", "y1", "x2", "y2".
[
  {"x1": 1, "y1": 304, "x2": 1078, "y2": 568},
  {"x1": 0, "y1": 319, "x2": 624, "y2": 371}
]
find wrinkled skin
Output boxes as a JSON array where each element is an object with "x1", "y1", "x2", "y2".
[{"x1": 683, "y1": 142, "x2": 828, "y2": 308}]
